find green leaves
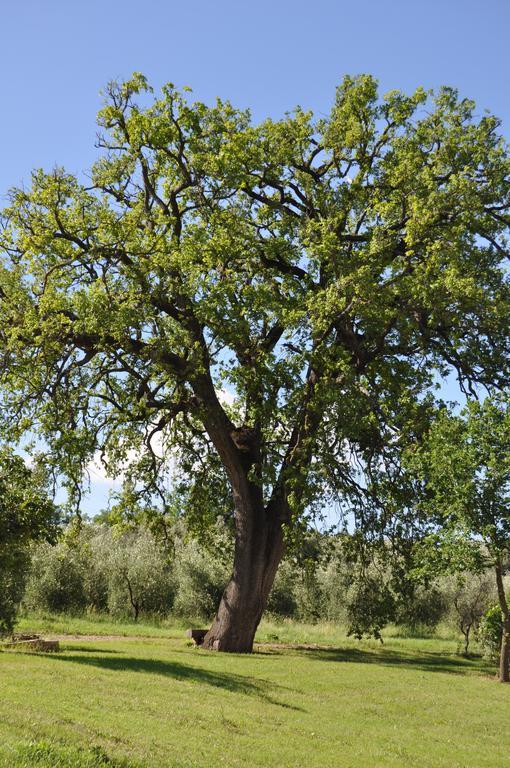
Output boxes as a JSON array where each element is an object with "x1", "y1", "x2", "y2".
[
  {"x1": 410, "y1": 394, "x2": 510, "y2": 570},
  {"x1": 0, "y1": 449, "x2": 59, "y2": 634},
  {"x1": 0, "y1": 73, "x2": 509, "y2": 523}
]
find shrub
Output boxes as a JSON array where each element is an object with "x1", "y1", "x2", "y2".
[
  {"x1": 0, "y1": 549, "x2": 31, "y2": 636},
  {"x1": 347, "y1": 575, "x2": 396, "y2": 640},
  {"x1": 0, "y1": 451, "x2": 58, "y2": 634},
  {"x1": 23, "y1": 524, "x2": 174, "y2": 621},
  {"x1": 478, "y1": 604, "x2": 503, "y2": 661},
  {"x1": 395, "y1": 585, "x2": 448, "y2": 631}
]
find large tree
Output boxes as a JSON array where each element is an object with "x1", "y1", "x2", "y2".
[{"x1": 1, "y1": 74, "x2": 510, "y2": 651}]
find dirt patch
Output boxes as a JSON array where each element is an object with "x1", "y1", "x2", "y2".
[
  {"x1": 45, "y1": 633, "x2": 157, "y2": 642},
  {"x1": 23, "y1": 633, "x2": 335, "y2": 650}
]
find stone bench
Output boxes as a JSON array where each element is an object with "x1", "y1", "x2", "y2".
[
  {"x1": 4, "y1": 634, "x2": 60, "y2": 652},
  {"x1": 186, "y1": 628, "x2": 208, "y2": 646}
]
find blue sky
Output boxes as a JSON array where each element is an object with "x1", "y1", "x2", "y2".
[
  {"x1": 1, "y1": 0, "x2": 509, "y2": 514},
  {"x1": 2, "y1": 0, "x2": 509, "y2": 193}
]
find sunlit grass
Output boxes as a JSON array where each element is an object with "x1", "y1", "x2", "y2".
[{"x1": 0, "y1": 614, "x2": 504, "y2": 767}]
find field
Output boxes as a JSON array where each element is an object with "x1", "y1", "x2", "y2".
[{"x1": 0, "y1": 616, "x2": 508, "y2": 768}]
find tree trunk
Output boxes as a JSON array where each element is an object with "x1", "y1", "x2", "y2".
[
  {"x1": 495, "y1": 561, "x2": 509, "y2": 683},
  {"x1": 191, "y1": 373, "x2": 296, "y2": 653},
  {"x1": 500, "y1": 617, "x2": 510, "y2": 683},
  {"x1": 202, "y1": 495, "x2": 285, "y2": 653},
  {"x1": 461, "y1": 623, "x2": 471, "y2": 657},
  {"x1": 125, "y1": 574, "x2": 139, "y2": 623}
]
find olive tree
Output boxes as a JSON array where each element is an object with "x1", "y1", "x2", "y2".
[
  {"x1": 1, "y1": 74, "x2": 510, "y2": 651},
  {"x1": 449, "y1": 573, "x2": 495, "y2": 656}
]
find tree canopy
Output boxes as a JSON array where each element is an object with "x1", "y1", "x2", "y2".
[{"x1": 1, "y1": 73, "x2": 510, "y2": 650}]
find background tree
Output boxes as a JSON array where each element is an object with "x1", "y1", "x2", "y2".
[
  {"x1": 443, "y1": 572, "x2": 495, "y2": 656},
  {"x1": 25, "y1": 523, "x2": 174, "y2": 621},
  {"x1": 1, "y1": 74, "x2": 510, "y2": 651},
  {"x1": 411, "y1": 397, "x2": 510, "y2": 681},
  {"x1": 103, "y1": 527, "x2": 175, "y2": 621},
  {"x1": 0, "y1": 450, "x2": 59, "y2": 635}
]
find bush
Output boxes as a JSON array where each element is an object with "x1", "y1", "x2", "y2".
[
  {"x1": 0, "y1": 549, "x2": 31, "y2": 635},
  {"x1": 346, "y1": 575, "x2": 396, "y2": 640},
  {"x1": 478, "y1": 604, "x2": 503, "y2": 661},
  {"x1": 0, "y1": 451, "x2": 58, "y2": 635},
  {"x1": 20, "y1": 519, "x2": 504, "y2": 642},
  {"x1": 24, "y1": 524, "x2": 175, "y2": 621},
  {"x1": 318, "y1": 554, "x2": 351, "y2": 624},
  {"x1": 292, "y1": 567, "x2": 325, "y2": 622},
  {"x1": 395, "y1": 585, "x2": 448, "y2": 630}
]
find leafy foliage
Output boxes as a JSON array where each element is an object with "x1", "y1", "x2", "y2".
[
  {"x1": 0, "y1": 450, "x2": 58, "y2": 634},
  {"x1": 346, "y1": 575, "x2": 396, "y2": 640},
  {"x1": 441, "y1": 572, "x2": 495, "y2": 654},
  {"x1": 409, "y1": 395, "x2": 510, "y2": 678},
  {"x1": 410, "y1": 396, "x2": 510, "y2": 561},
  {"x1": 23, "y1": 519, "x2": 457, "y2": 634},
  {"x1": 2, "y1": 75, "x2": 510, "y2": 646},
  {"x1": 25, "y1": 524, "x2": 175, "y2": 621},
  {"x1": 478, "y1": 603, "x2": 505, "y2": 661},
  {"x1": 1, "y1": 73, "x2": 509, "y2": 523}
]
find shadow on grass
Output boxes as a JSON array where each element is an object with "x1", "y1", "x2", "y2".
[
  {"x1": 45, "y1": 652, "x2": 302, "y2": 710},
  {"x1": 287, "y1": 646, "x2": 495, "y2": 677}
]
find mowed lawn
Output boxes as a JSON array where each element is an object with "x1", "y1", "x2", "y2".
[{"x1": 0, "y1": 619, "x2": 508, "y2": 768}]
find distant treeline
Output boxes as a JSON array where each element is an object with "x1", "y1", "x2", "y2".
[{"x1": 22, "y1": 520, "x2": 505, "y2": 652}]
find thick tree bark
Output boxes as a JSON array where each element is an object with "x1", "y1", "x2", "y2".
[
  {"x1": 495, "y1": 561, "x2": 509, "y2": 683},
  {"x1": 202, "y1": 494, "x2": 285, "y2": 653},
  {"x1": 191, "y1": 367, "x2": 312, "y2": 653}
]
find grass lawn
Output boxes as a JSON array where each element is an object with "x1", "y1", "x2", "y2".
[{"x1": 0, "y1": 616, "x2": 507, "y2": 768}]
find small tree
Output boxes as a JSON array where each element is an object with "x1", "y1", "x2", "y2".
[
  {"x1": 99, "y1": 527, "x2": 174, "y2": 621},
  {"x1": 1, "y1": 74, "x2": 510, "y2": 651},
  {"x1": 0, "y1": 451, "x2": 59, "y2": 634},
  {"x1": 172, "y1": 539, "x2": 229, "y2": 620},
  {"x1": 412, "y1": 397, "x2": 510, "y2": 681},
  {"x1": 443, "y1": 573, "x2": 495, "y2": 655}
]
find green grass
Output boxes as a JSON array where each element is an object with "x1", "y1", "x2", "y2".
[
  {"x1": 0, "y1": 615, "x2": 506, "y2": 768},
  {"x1": 14, "y1": 611, "x2": 463, "y2": 648},
  {"x1": 14, "y1": 612, "x2": 190, "y2": 639}
]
